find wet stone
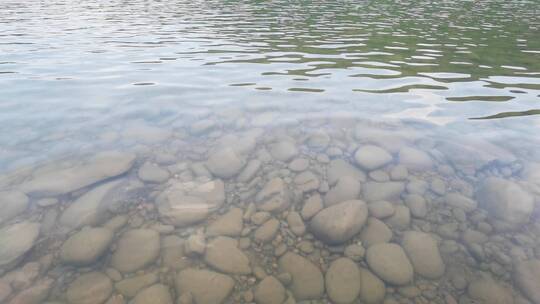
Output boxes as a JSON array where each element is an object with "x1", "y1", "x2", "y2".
[
  {"x1": 354, "y1": 145, "x2": 393, "y2": 171},
  {"x1": 185, "y1": 230, "x2": 206, "y2": 256},
  {"x1": 360, "y1": 217, "x2": 393, "y2": 248},
  {"x1": 237, "y1": 159, "x2": 261, "y2": 182},
  {"x1": 368, "y1": 201, "x2": 395, "y2": 219},
  {"x1": 111, "y1": 229, "x2": 160, "y2": 273},
  {"x1": 255, "y1": 178, "x2": 291, "y2": 213},
  {"x1": 390, "y1": 165, "x2": 408, "y2": 180},
  {"x1": 324, "y1": 176, "x2": 361, "y2": 206},
  {"x1": 398, "y1": 147, "x2": 433, "y2": 171},
  {"x1": 476, "y1": 177, "x2": 534, "y2": 226},
  {"x1": 294, "y1": 171, "x2": 320, "y2": 192},
  {"x1": 66, "y1": 272, "x2": 113, "y2": 304},
  {"x1": 362, "y1": 181, "x2": 404, "y2": 202},
  {"x1": 0, "y1": 191, "x2": 29, "y2": 225},
  {"x1": 204, "y1": 236, "x2": 251, "y2": 274},
  {"x1": 254, "y1": 276, "x2": 286, "y2": 304},
  {"x1": 0, "y1": 221, "x2": 40, "y2": 270},
  {"x1": 514, "y1": 259, "x2": 540, "y2": 303},
  {"x1": 467, "y1": 276, "x2": 514, "y2": 304},
  {"x1": 286, "y1": 211, "x2": 306, "y2": 236},
  {"x1": 254, "y1": 218, "x2": 280, "y2": 243},
  {"x1": 132, "y1": 284, "x2": 173, "y2": 304},
  {"x1": 137, "y1": 162, "x2": 170, "y2": 183},
  {"x1": 310, "y1": 200, "x2": 368, "y2": 245},
  {"x1": 206, "y1": 147, "x2": 246, "y2": 178},
  {"x1": 444, "y1": 193, "x2": 477, "y2": 212},
  {"x1": 301, "y1": 194, "x2": 323, "y2": 220},
  {"x1": 59, "y1": 179, "x2": 122, "y2": 230},
  {"x1": 385, "y1": 205, "x2": 411, "y2": 230},
  {"x1": 404, "y1": 194, "x2": 427, "y2": 218},
  {"x1": 359, "y1": 267, "x2": 386, "y2": 304},
  {"x1": 175, "y1": 268, "x2": 235, "y2": 304},
  {"x1": 288, "y1": 158, "x2": 309, "y2": 172},
  {"x1": 344, "y1": 244, "x2": 365, "y2": 261},
  {"x1": 161, "y1": 235, "x2": 190, "y2": 270},
  {"x1": 8, "y1": 278, "x2": 53, "y2": 304},
  {"x1": 115, "y1": 273, "x2": 159, "y2": 297},
  {"x1": 278, "y1": 252, "x2": 324, "y2": 301},
  {"x1": 269, "y1": 140, "x2": 298, "y2": 162},
  {"x1": 60, "y1": 227, "x2": 114, "y2": 265},
  {"x1": 327, "y1": 159, "x2": 366, "y2": 186},
  {"x1": 401, "y1": 231, "x2": 445, "y2": 279},
  {"x1": 23, "y1": 151, "x2": 136, "y2": 197},
  {"x1": 366, "y1": 243, "x2": 414, "y2": 286},
  {"x1": 206, "y1": 207, "x2": 243, "y2": 237},
  {"x1": 325, "y1": 258, "x2": 361, "y2": 304}
]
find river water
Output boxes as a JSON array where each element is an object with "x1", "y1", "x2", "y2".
[{"x1": 0, "y1": 0, "x2": 540, "y2": 303}]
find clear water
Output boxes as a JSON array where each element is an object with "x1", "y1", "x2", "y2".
[{"x1": 0, "y1": 0, "x2": 539, "y2": 303}]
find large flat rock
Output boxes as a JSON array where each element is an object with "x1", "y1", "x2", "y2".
[{"x1": 23, "y1": 151, "x2": 135, "y2": 197}]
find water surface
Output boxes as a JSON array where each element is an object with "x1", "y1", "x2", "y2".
[{"x1": 1, "y1": 0, "x2": 540, "y2": 303}]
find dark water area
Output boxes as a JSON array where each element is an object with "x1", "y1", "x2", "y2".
[{"x1": 0, "y1": 0, "x2": 540, "y2": 303}]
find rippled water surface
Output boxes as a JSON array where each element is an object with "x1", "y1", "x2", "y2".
[{"x1": 1, "y1": 0, "x2": 540, "y2": 303}]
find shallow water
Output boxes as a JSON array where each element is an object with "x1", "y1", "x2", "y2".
[{"x1": 1, "y1": 0, "x2": 540, "y2": 303}]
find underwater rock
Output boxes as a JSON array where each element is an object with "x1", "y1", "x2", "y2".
[
  {"x1": 467, "y1": 276, "x2": 514, "y2": 304},
  {"x1": 444, "y1": 193, "x2": 477, "y2": 212},
  {"x1": 176, "y1": 269, "x2": 235, "y2": 304},
  {"x1": 115, "y1": 273, "x2": 159, "y2": 297},
  {"x1": 401, "y1": 231, "x2": 445, "y2": 279},
  {"x1": 325, "y1": 258, "x2": 361, "y2": 304},
  {"x1": 0, "y1": 191, "x2": 29, "y2": 225},
  {"x1": 0, "y1": 221, "x2": 40, "y2": 270},
  {"x1": 477, "y1": 177, "x2": 534, "y2": 226},
  {"x1": 360, "y1": 217, "x2": 393, "y2": 248},
  {"x1": 359, "y1": 267, "x2": 386, "y2": 304},
  {"x1": 132, "y1": 284, "x2": 173, "y2": 304},
  {"x1": 366, "y1": 243, "x2": 414, "y2": 286},
  {"x1": 66, "y1": 272, "x2": 112, "y2": 304},
  {"x1": 157, "y1": 179, "x2": 225, "y2": 227},
  {"x1": 255, "y1": 178, "x2": 291, "y2": 213},
  {"x1": 310, "y1": 200, "x2": 368, "y2": 245},
  {"x1": 206, "y1": 147, "x2": 246, "y2": 178},
  {"x1": 137, "y1": 162, "x2": 170, "y2": 183},
  {"x1": 324, "y1": 176, "x2": 361, "y2": 206},
  {"x1": 111, "y1": 229, "x2": 160, "y2": 273},
  {"x1": 514, "y1": 259, "x2": 540, "y2": 304},
  {"x1": 368, "y1": 201, "x2": 395, "y2": 219},
  {"x1": 362, "y1": 181, "x2": 404, "y2": 202},
  {"x1": 8, "y1": 278, "x2": 53, "y2": 304},
  {"x1": 278, "y1": 252, "x2": 324, "y2": 301},
  {"x1": 327, "y1": 159, "x2": 366, "y2": 186},
  {"x1": 254, "y1": 218, "x2": 280, "y2": 243},
  {"x1": 253, "y1": 276, "x2": 286, "y2": 304},
  {"x1": 204, "y1": 237, "x2": 251, "y2": 275},
  {"x1": 59, "y1": 179, "x2": 123, "y2": 231},
  {"x1": 403, "y1": 194, "x2": 427, "y2": 218},
  {"x1": 398, "y1": 147, "x2": 433, "y2": 171},
  {"x1": 23, "y1": 151, "x2": 135, "y2": 197},
  {"x1": 269, "y1": 140, "x2": 298, "y2": 162},
  {"x1": 60, "y1": 227, "x2": 113, "y2": 265},
  {"x1": 354, "y1": 145, "x2": 393, "y2": 171},
  {"x1": 206, "y1": 207, "x2": 243, "y2": 237}
]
